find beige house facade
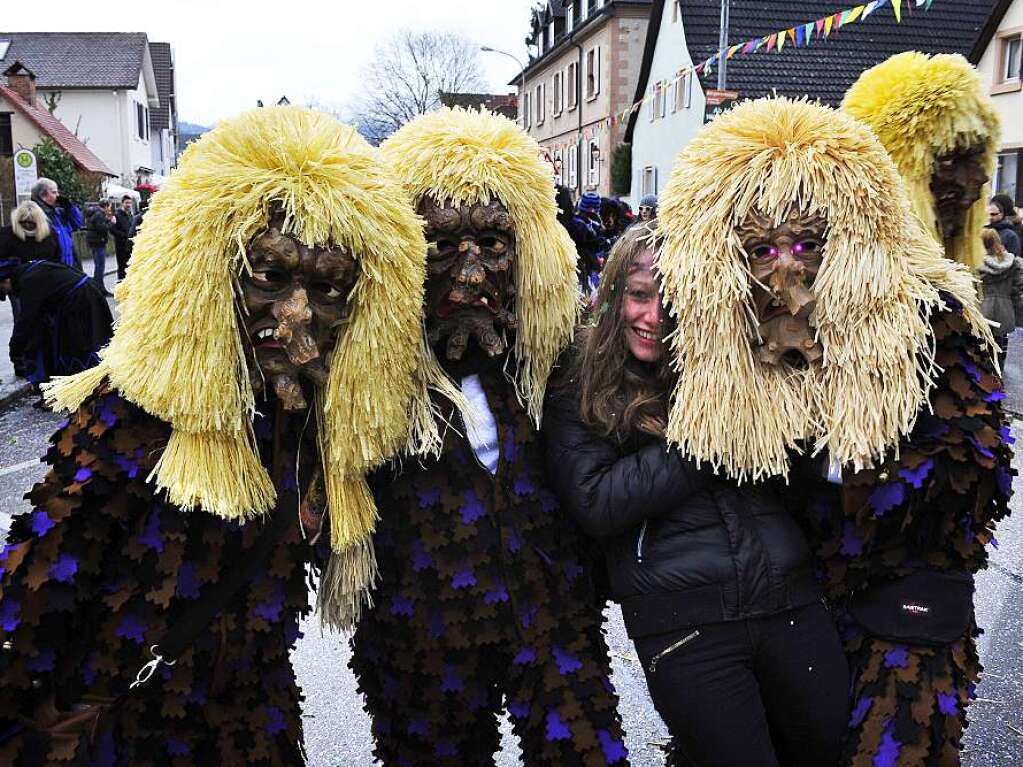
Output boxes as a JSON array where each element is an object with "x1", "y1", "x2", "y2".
[
  {"x1": 977, "y1": 0, "x2": 1023, "y2": 203},
  {"x1": 519, "y1": 0, "x2": 651, "y2": 199}
]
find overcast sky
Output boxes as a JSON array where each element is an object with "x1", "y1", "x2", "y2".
[{"x1": 3, "y1": 0, "x2": 536, "y2": 126}]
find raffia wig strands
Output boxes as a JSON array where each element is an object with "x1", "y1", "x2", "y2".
[
  {"x1": 657, "y1": 97, "x2": 993, "y2": 480},
  {"x1": 380, "y1": 107, "x2": 579, "y2": 424},
  {"x1": 44, "y1": 105, "x2": 430, "y2": 541},
  {"x1": 843, "y1": 52, "x2": 1000, "y2": 270}
]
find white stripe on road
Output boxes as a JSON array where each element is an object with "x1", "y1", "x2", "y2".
[{"x1": 0, "y1": 458, "x2": 41, "y2": 478}]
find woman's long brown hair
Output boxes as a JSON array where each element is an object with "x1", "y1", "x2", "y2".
[{"x1": 563, "y1": 220, "x2": 675, "y2": 442}]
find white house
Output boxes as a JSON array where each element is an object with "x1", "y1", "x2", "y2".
[
  {"x1": 148, "y1": 41, "x2": 179, "y2": 179},
  {"x1": 0, "y1": 32, "x2": 164, "y2": 187},
  {"x1": 625, "y1": 0, "x2": 705, "y2": 205},
  {"x1": 975, "y1": 0, "x2": 1023, "y2": 203}
]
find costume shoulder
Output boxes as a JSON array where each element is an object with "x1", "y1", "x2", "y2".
[{"x1": 840, "y1": 301, "x2": 1013, "y2": 576}]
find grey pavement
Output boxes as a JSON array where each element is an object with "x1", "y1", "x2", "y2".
[{"x1": 0, "y1": 319, "x2": 1020, "y2": 765}]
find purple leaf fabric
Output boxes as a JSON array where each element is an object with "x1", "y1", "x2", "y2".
[
  {"x1": 883, "y1": 645, "x2": 908, "y2": 668},
  {"x1": 417, "y1": 488, "x2": 441, "y2": 508},
  {"x1": 49, "y1": 554, "x2": 78, "y2": 583},
  {"x1": 116, "y1": 614, "x2": 146, "y2": 644},
  {"x1": 264, "y1": 705, "x2": 286, "y2": 736},
  {"x1": 513, "y1": 647, "x2": 537, "y2": 665},
  {"x1": 899, "y1": 459, "x2": 933, "y2": 489},
  {"x1": 137, "y1": 512, "x2": 164, "y2": 553},
  {"x1": 869, "y1": 482, "x2": 905, "y2": 517},
  {"x1": 508, "y1": 701, "x2": 530, "y2": 719},
  {"x1": 451, "y1": 569, "x2": 477, "y2": 589},
  {"x1": 598, "y1": 729, "x2": 629, "y2": 763},
  {"x1": 545, "y1": 710, "x2": 572, "y2": 741},
  {"x1": 31, "y1": 509, "x2": 55, "y2": 537},
  {"x1": 849, "y1": 695, "x2": 872, "y2": 727},
  {"x1": 440, "y1": 664, "x2": 464, "y2": 693},
  {"x1": 176, "y1": 564, "x2": 200, "y2": 599},
  {"x1": 73, "y1": 467, "x2": 93, "y2": 483},
  {"x1": 553, "y1": 646, "x2": 583, "y2": 675},
  {"x1": 937, "y1": 692, "x2": 958, "y2": 716},
  {"x1": 460, "y1": 491, "x2": 485, "y2": 525},
  {"x1": 874, "y1": 725, "x2": 901, "y2": 767},
  {"x1": 390, "y1": 596, "x2": 414, "y2": 617},
  {"x1": 840, "y1": 522, "x2": 864, "y2": 558},
  {"x1": 512, "y1": 474, "x2": 536, "y2": 497}
]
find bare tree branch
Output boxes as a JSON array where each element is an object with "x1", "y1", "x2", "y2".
[{"x1": 348, "y1": 30, "x2": 489, "y2": 145}]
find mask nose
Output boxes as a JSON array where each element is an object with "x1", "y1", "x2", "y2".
[
  {"x1": 456, "y1": 241, "x2": 486, "y2": 287},
  {"x1": 273, "y1": 286, "x2": 319, "y2": 365},
  {"x1": 769, "y1": 251, "x2": 814, "y2": 317}
]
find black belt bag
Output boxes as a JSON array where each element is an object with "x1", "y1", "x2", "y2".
[{"x1": 849, "y1": 570, "x2": 974, "y2": 646}]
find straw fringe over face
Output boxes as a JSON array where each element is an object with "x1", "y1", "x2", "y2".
[
  {"x1": 843, "y1": 52, "x2": 1000, "y2": 270},
  {"x1": 657, "y1": 97, "x2": 994, "y2": 480},
  {"x1": 380, "y1": 107, "x2": 580, "y2": 424},
  {"x1": 42, "y1": 106, "x2": 432, "y2": 627}
]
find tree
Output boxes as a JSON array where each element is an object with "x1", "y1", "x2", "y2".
[
  {"x1": 610, "y1": 143, "x2": 632, "y2": 197},
  {"x1": 349, "y1": 30, "x2": 489, "y2": 145},
  {"x1": 33, "y1": 139, "x2": 88, "y2": 203}
]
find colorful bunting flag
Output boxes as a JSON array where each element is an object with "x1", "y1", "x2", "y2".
[
  {"x1": 816, "y1": 17, "x2": 826, "y2": 35},
  {"x1": 847, "y1": 5, "x2": 866, "y2": 24},
  {"x1": 766, "y1": 32, "x2": 778, "y2": 50},
  {"x1": 824, "y1": 14, "x2": 834, "y2": 35},
  {"x1": 796, "y1": 24, "x2": 806, "y2": 46},
  {"x1": 804, "y1": 22, "x2": 815, "y2": 43},
  {"x1": 863, "y1": 1, "x2": 881, "y2": 18}
]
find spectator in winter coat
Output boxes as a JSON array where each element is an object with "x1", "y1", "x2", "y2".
[
  {"x1": 85, "y1": 200, "x2": 116, "y2": 295},
  {"x1": 30, "y1": 177, "x2": 83, "y2": 269},
  {"x1": 987, "y1": 196, "x2": 1021, "y2": 256},
  {"x1": 636, "y1": 194, "x2": 657, "y2": 222},
  {"x1": 111, "y1": 195, "x2": 137, "y2": 280},
  {"x1": 979, "y1": 227, "x2": 1023, "y2": 363},
  {"x1": 0, "y1": 200, "x2": 59, "y2": 264},
  {"x1": 991, "y1": 193, "x2": 1023, "y2": 240},
  {"x1": 576, "y1": 191, "x2": 610, "y2": 292}
]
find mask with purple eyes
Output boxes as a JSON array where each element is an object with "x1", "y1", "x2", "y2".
[{"x1": 738, "y1": 209, "x2": 827, "y2": 368}]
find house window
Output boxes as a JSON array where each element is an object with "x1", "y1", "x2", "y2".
[
  {"x1": 553, "y1": 148, "x2": 563, "y2": 185},
  {"x1": 144, "y1": 107, "x2": 150, "y2": 141},
  {"x1": 585, "y1": 47, "x2": 600, "y2": 100},
  {"x1": 683, "y1": 71, "x2": 693, "y2": 108},
  {"x1": 522, "y1": 91, "x2": 531, "y2": 129},
  {"x1": 1004, "y1": 35, "x2": 1022, "y2": 81},
  {"x1": 136, "y1": 103, "x2": 146, "y2": 140},
  {"x1": 642, "y1": 166, "x2": 658, "y2": 196},
  {"x1": 587, "y1": 138, "x2": 600, "y2": 186},
  {"x1": 566, "y1": 3, "x2": 574, "y2": 30},
  {"x1": 672, "y1": 0, "x2": 681, "y2": 23},
  {"x1": 567, "y1": 62, "x2": 578, "y2": 109},
  {"x1": 995, "y1": 151, "x2": 1019, "y2": 202},
  {"x1": 647, "y1": 85, "x2": 656, "y2": 121},
  {"x1": 581, "y1": 0, "x2": 590, "y2": 21},
  {"x1": 535, "y1": 83, "x2": 545, "y2": 124},
  {"x1": 0, "y1": 41, "x2": 9, "y2": 59},
  {"x1": 553, "y1": 72, "x2": 563, "y2": 115},
  {"x1": 656, "y1": 83, "x2": 666, "y2": 118},
  {"x1": 670, "y1": 78, "x2": 679, "y2": 113},
  {"x1": 0, "y1": 113, "x2": 12, "y2": 156},
  {"x1": 568, "y1": 143, "x2": 578, "y2": 189},
  {"x1": 547, "y1": 22, "x2": 555, "y2": 50}
]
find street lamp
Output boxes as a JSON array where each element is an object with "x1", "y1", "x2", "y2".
[{"x1": 480, "y1": 46, "x2": 527, "y2": 118}]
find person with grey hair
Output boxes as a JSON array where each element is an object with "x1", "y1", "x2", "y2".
[{"x1": 30, "y1": 178, "x2": 83, "y2": 269}]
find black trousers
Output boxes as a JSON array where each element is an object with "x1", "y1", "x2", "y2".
[
  {"x1": 113, "y1": 237, "x2": 133, "y2": 280},
  {"x1": 634, "y1": 602, "x2": 849, "y2": 767}
]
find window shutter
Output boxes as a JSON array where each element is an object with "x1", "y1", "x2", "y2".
[{"x1": 595, "y1": 47, "x2": 601, "y2": 95}]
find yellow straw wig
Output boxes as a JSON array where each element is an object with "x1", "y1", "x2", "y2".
[
  {"x1": 843, "y1": 52, "x2": 1000, "y2": 270},
  {"x1": 380, "y1": 107, "x2": 579, "y2": 423},
  {"x1": 657, "y1": 97, "x2": 993, "y2": 480},
  {"x1": 43, "y1": 106, "x2": 431, "y2": 627}
]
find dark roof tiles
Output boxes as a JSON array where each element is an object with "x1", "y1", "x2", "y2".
[
  {"x1": 148, "y1": 42, "x2": 173, "y2": 131},
  {"x1": 0, "y1": 32, "x2": 148, "y2": 89},
  {"x1": 681, "y1": 0, "x2": 997, "y2": 107}
]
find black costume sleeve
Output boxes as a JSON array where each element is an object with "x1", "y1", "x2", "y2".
[
  {"x1": 543, "y1": 389, "x2": 709, "y2": 538},
  {"x1": 7, "y1": 272, "x2": 45, "y2": 361}
]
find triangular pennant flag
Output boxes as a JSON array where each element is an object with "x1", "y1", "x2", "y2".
[
  {"x1": 863, "y1": 1, "x2": 881, "y2": 18},
  {"x1": 804, "y1": 22, "x2": 815, "y2": 43},
  {"x1": 766, "y1": 32, "x2": 778, "y2": 50},
  {"x1": 824, "y1": 14, "x2": 834, "y2": 35},
  {"x1": 816, "y1": 17, "x2": 826, "y2": 35},
  {"x1": 925, "y1": 0, "x2": 934, "y2": 8},
  {"x1": 727, "y1": 44, "x2": 740, "y2": 59},
  {"x1": 838, "y1": 9, "x2": 850, "y2": 26},
  {"x1": 742, "y1": 38, "x2": 757, "y2": 54},
  {"x1": 756, "y1": 35, "x2": 769, "y2": 51},
  {"x1": 789, "y1": 27, "x2": 798, "y2": 44},
  {"x1": 796, "y1": 24, "x2": 805, "y2": 46},
  {"x1": 847, "y1": 5, "x2": 865, "y2": 24},
  {"x1": 893, "y1": 0, "x2": 902, "y2": 21},
  {"x1": 777, "y1": 30, "x2": 787, "y2": 51}
]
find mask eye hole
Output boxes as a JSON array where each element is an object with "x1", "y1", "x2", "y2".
[
  {"x1": 252, "y1": 269, "x2": 288, "y2": 287},
  {"x1": 792, "y1": 240, "x2": 822, "y2": 256},
  {"x1": 751, "y1": 245, "x2": 778, "y2": 259}
]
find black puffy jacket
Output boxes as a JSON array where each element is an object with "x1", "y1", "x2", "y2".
[{"x1": 543, "y1": 390, "x2": 820, "y2": 639}]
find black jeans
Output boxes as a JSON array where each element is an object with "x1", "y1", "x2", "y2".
[{"x1": 634, "y1": 602, "x2": 848, "y2": 767}]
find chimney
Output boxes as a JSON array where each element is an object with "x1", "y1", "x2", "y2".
[{"x1": 3, "y1": 62, "x2": 37, "y2": 105}]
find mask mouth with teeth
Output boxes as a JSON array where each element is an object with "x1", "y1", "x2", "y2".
[
  {"x1": 739, "y1": 209, "x2": 827, "y2": 369},
  {"x1": 238, "y1": 217, "x2": 359, "y2": 411},
  {"x1": 419, "y1": 196, "x2": 517, "y2": 361},
  {"x1": 930, "y1": 145, "x2": 989, "y2": 242}
]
